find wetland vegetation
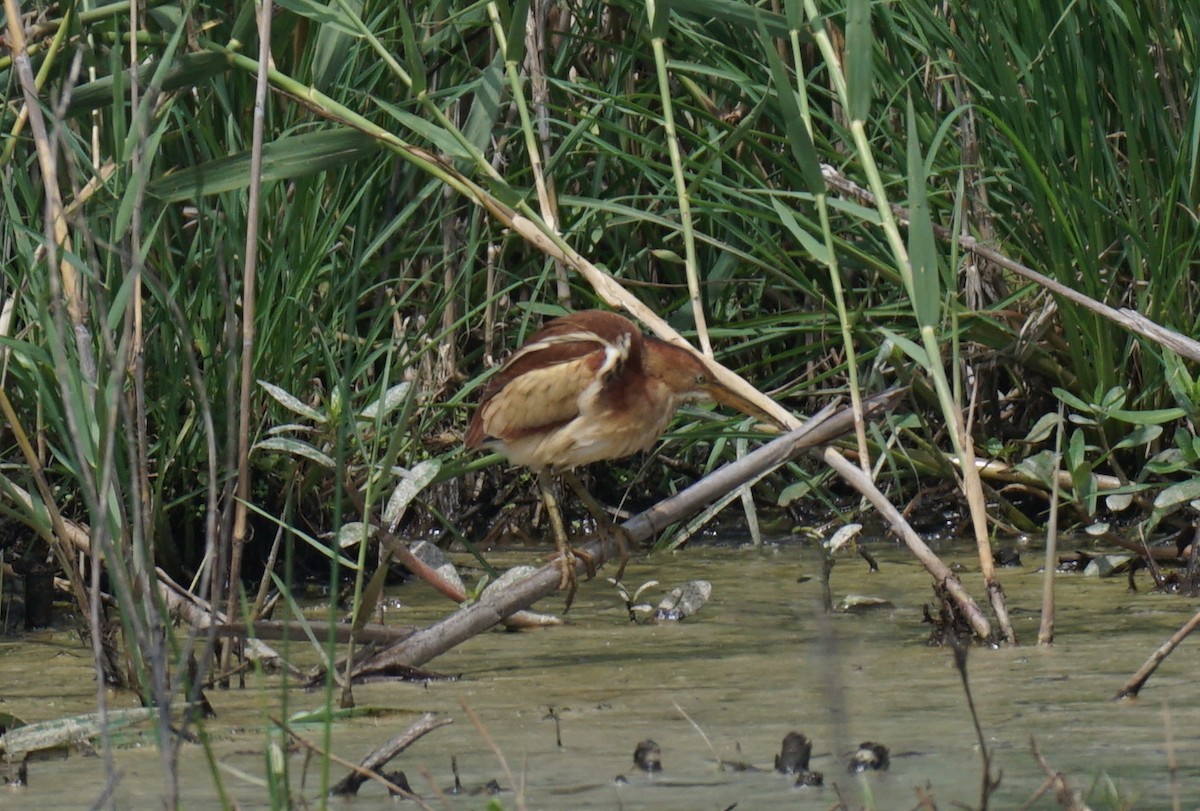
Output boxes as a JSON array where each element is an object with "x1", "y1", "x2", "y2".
[{"x1": 3, "y1": 0, "x2": 1200, "y2": 807}]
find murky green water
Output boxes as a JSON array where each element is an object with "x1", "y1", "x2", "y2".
[{"x1": 4, "y1": 537, "x2": 1200, "y2": 809}]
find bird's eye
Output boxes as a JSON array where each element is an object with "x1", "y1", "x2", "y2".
[{"x1": 695, "y1": 373, "x2": 708, "y2": 385}]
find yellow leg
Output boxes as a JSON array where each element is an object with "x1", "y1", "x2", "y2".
[
  {"x1": 561, "y1": 470, "x2": 630, "y2": 582},
  {"x1": 536, "y1": 468, "x2": 588, "y2": 610}
]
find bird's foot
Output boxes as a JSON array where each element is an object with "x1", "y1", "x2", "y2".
[
  {"x1": 556, "y1": 544, "x2": 597, "y2": 612},
  {"x1": 600, "y1": 523, "x2": 632, "y2": 583},
  {"x1": 558, "y1": 554, "x2": 578, "y2": 611}
]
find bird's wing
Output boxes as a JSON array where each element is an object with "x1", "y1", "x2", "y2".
[
  {"x1": 468, "y1": 316, "x2": 634, "y2": 445},
  {"x1": 476, "y1": 353, "x2": 600, "y2": 441}
]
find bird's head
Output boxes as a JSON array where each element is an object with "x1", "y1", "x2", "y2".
[{"x1": 643, "y1": 338, "x2": 778, "y2": 425}]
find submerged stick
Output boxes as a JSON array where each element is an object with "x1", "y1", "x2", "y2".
[
  {"x1": 459, "y1": 699, "x2": 528, "y2": 811},
  {"x1": 361, "y1": 393, "x2": 900, "y2": 670},
  {"x1": 950, "y1": 637, "x2": 1002, "y2": 811},
  {"x1": 324, "y1": 712, "x2": 452, "y2": 799},
  {"x1": 1115, "y1": 606, "x2": 1200, "y2": 700}
]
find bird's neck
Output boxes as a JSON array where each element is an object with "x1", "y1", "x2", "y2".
[
  {"x1": 640, "y1": 337, "x2": 684, "y2": 376},
  {"x1": 640, "y1": 339, "x2": 709, "y2": 405}
]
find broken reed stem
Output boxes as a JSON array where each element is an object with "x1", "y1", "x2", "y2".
[
  {"x1": 1024, "y1": 737, "x2": 1087, "y2": 811},
  {"x1": 820, "y1": 163, "x2": 1200, "y2": 364},
  {"x1": 1038, "y1": 403, "x2": 1065, "y2": 645},
  {"x1": 962, "y1": 372, "x2": 1016, "y2": 645},
  {"x1": 224, "y1": 0, "x2": 273, "y2": 683}
]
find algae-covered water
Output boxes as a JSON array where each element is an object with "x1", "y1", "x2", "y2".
[{"x1": 3, "y1": 536, "x2": 1198, "y2": 809}]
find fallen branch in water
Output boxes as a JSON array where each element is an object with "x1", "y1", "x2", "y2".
[
  {"x1": 357, "y1": 391, "x2": 907, "y2": 671},
  {"x1": 215, "y1": 620, "x2": 417, "y2": 645}
]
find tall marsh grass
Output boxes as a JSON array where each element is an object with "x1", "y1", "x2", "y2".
[{"x1": 2, "y1": 0, "x2": 1199, "y2": 803}]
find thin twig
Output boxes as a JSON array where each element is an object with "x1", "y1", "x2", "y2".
[
  {"x1": 459, "y1": 700, "x2": 527, "y2": 811},
  {"x1": 673, "y1": 702, "x2": 722, "y2": 764},
  {"x1": 1025, "y1": 737, "x2": 1090, "y2": 811},
  {"x1": 1115, "y1": 605, "x2": 1200, "y2": 699}
]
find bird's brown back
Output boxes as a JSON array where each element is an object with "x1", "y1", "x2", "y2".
[{"x1": 464, "y1": 311, "x2": 644, "y2": 450}]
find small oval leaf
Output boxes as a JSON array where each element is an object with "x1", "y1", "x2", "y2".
[
  {"x1": 1105, "y1": 492, "x2": 1134, "y2": 512},
  {"x1": 824, "y1": 523, "x2": 863, "y2": 554},
  {"x1": 1110, "y1": 407, "x2": 1186, "y2": 426},
  {"x1": 1154, "y1": 477, "x2": 1200, "y2": 511},
  {"x1": 1052, "y1": 387, "x2": 1092, "y2": 413},
  {"x1": 1112, "y1": 424, "x2": 1163, "y2": 450},
  {"x1": 258, "y1": 380, "x2": 326, "y2": 423},
  {"x1": 253, "y1": 437, "x2": 336, "y2": 468},
  {"x1": 383, "y1": 459, "x2": 442, "y2": 529},
  {"x1": 1022, "y1": 412, "x2": 1060, "y2": 444},
  {"x1": 332, "y1": 522, "x2": 376, "y2": 549},
  {"x1": 358, "y1": 382, "x2": 412, "y2": 422}
]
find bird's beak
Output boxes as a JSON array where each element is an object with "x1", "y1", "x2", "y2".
[{"x1": 703, "y1": 380, "x2": 784, "y2": 430}]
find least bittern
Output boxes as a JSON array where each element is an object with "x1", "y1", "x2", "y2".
[{"x1": 465, "y1": 309, "x2": 770, "y2": 606}]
